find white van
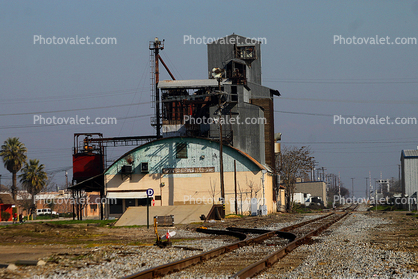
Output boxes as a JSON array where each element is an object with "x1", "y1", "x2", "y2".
[{"x1": 36, "y1": 208, "x2": 58, "y2": 215}]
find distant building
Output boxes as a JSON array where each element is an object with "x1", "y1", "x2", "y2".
[
  {"x1": 0, "y1": 193, "x2": 14, "y2": 221},
  {"x1": 295, "y1": 181, "x2": 327, "y2": 205},
  {"x1": 34, "y1": 191, "x2": 100, "y2": 217},
  {"x1": 293, "y1": 192, "x2": 312, "y2": 206},
  {"x1": 401, "y1": 149, "x2": 418, "y2": 203}
]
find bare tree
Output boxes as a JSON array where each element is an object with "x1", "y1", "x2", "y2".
[
  {"x1": 237, "y1": 182, "x2": 245, "y2": 215},
  {"x1": 277, "y1": 145, "x2": 314, "y2": 212},
  {"x1": 43, "y1": 173, "x2": 57, "y2": 192},
  {"x1": 17, "y1": 190, "x2": 32, "y2": 215},
  {"x1": 246, "y1": 176, "x2": 260, "y2": 200},
  {"x1": 208, "y1": 179, "x2": 218, "y2": 204}
]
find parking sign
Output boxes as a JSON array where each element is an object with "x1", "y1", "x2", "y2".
[{"x1": 146, "y1": 188, "x2": 154, "y2": 196}]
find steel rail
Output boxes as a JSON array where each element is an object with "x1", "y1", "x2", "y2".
[
  {"x1": 195, "y1": 227, "x2": 247, "y2": 240},
  {"x1": 231, "y1": 205, "x2": 359, "y2": 278},
  {"x1": 121, "y1": 213, "x2": 337, "y2": 279}
]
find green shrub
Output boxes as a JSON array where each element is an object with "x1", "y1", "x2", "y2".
[
  {"x1": 1, "y1": 211, "x2": 11, "y2": 221},
  {"x1": 59, "y1": 212, "x2": 75, "y2": 218},
  {"x1": 36, "y1": 214, "x2": 59, "y2": 220}
]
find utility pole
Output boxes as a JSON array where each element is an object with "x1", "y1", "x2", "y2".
[
  {"x1": 369, "y1": 171, "x2": 372, "y2": 205},
  {"x1": 351, "y1": 178, "x2": 355, "y2": 200},
  {"x1": 398, "y1": 164, "x2": 401, "y2": 188},
  {"x1": 365, "y1": 177, "x2": 368, "y2": 201},
  {"x1": 374, "y1": 179, "x2": 378, "y2": 211},
  {"x1": 234, "y1": 160, "x2": 237, "y2": 215},
  {"x1": 338, "y1": 172, "x2": 341, "y2": 204},
  {"x1": 214, "y1": 73, "x2": 225, "y2": 215}
]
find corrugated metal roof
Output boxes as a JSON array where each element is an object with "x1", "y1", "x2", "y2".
[
  {"x1": 158, "y1": 79, "x2": 231, "y2": 89},
  {"x1": 105, "y1": 136, "x2": 266, "y2": 173},
  {"x1": 403, "y1": 150, "x2": 418, "y2": 158},
  {"x1": 0, "y1": 194, "x2": 14, "y2": 205}
]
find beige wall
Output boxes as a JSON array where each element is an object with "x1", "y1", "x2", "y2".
[
  {"x1": 295, "y1": 182, "x2": 327, "y2": 205},
  {"x1": 105, "y1": 171, "x2": 276, "y2": 214},
  {"x1": 276, "y1": 188, "x2": 286, "y2": 212}
]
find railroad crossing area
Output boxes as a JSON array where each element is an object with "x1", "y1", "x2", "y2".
[{"x1": 1, "y1": 203, "x2": 418, "y2": 278}]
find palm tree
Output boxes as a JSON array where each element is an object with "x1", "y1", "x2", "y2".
[
  {"x1": 0, "y1": 137, "x2": 27, "y2": 201},
  {"x1": 19, "y1": 159, "x2": 48, "y2": 215}
]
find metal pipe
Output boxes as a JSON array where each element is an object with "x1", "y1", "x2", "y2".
[{"x1": 158, "y1": 56, "x2": 175, "y2": 80}]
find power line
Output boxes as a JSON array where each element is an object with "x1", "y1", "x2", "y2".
[
  {"x1": 2, "y1": 88, "x2": 149, "y2": 105},
  {"x1": 279, "y1": 97, "x2": 418, "y2": 105},
  {"x1": 0, "y1": 114, "x2": 153, "y2": 130},
  {"x1": 0, "y1": 102, "x2": 152, "y2": 117},
  {"x1": 263, "y1": 77, "x2": 418, "y2": 84}
]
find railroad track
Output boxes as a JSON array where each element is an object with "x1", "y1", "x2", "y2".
[{"x1": 122, "y1": 205, "x2": 358, "y2": 279}]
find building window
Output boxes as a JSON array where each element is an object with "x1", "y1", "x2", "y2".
[
  {"x1": 231, "y1": 86, "x2": 238, "y2": 102},
  {"x1": 109, "y1": 199, "x2": 123, "y2": 214},
  {"x1": 235, "y1": 45, "x2": 256, "y2": 60},
  {"x1": 176, "y1": 143, "x2": 188, "y2": 158}
]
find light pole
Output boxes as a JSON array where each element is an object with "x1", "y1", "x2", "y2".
[{"x1": 212, "y1": 68, "x2": 225, "y2": 215}]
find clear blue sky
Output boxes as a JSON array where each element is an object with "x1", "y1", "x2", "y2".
[{"x1": 1, "y1": 1, "x2": 417, "y2": 196}]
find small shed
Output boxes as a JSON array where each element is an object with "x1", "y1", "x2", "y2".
[{"x1": 0, "y1": 194, "x2": 14, "y2": 221}]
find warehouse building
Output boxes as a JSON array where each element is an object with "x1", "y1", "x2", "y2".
[
  {"x1": 295, "y1": 181, "x2": 327, "y2": 206},
  {"x1": 71, "y1": 34, "x2": 282, "y2": 219},
  {"x1": 104, "y1": 137, "x2": 274, "y2": 218},
  {"x1": 401, "y1": 149, "x2": 418, "y2": 208}
]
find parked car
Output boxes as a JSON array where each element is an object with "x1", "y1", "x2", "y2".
[{"x1": 36, "y1": 208, "x2": 58, "y2": 215}]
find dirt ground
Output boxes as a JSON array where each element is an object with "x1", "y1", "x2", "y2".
[
  {"x1": 1, "y1": 210, "x2": 416, "y2": 269},
  {"x1": 0, "y1": 213, "x2": 308, "y2": 265},
  {"x1": 367, "y1": 211, "x2": 418, "y2": 271}
]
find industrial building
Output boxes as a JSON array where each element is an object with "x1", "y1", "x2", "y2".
[
  {"x1": 295, "y1": 181, "x2": 327, "y2": 206},
  {"x1": 401, "y1": 149, "x2": 418, "y2": 206},
  {"x1": 71, "y1": 34, "x2": 282, "y2": 219},
  {"x1": 105, "y1": 137, "x2": 274, "y2": 217}
]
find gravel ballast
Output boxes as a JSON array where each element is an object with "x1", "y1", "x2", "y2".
[{"x1": 2, "y1": 208, "x2": 417, "y2": 278}]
